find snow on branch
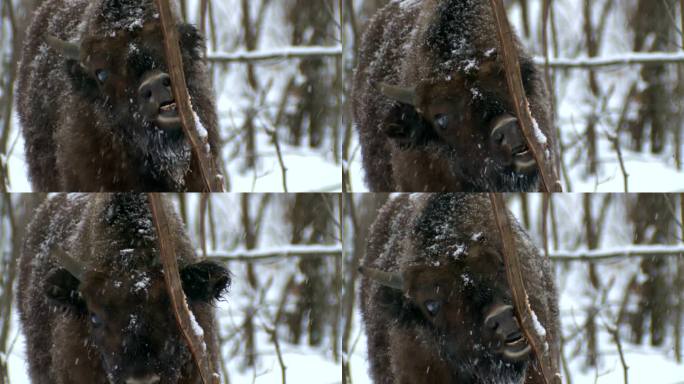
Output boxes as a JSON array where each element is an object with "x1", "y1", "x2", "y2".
[
  {"x1": 207, "y1": 45, "x2": 342, "y2": 63},
  {"x1": 205, "y1": 244, "x2": 342, "y2": 262},
  {"x1": 534, "y1": 52, "x2": 684, "y2": 69},
  {"x1": 550, "y1": 244, "x2": 684, "y2": 261},
  {"x1": 206, "y1": 46, "x2": 683, "y2": 68}
]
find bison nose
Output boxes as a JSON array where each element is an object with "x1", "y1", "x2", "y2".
[
  {"x1": 138, "y1": 71, "x2": 180, "y2": 129},
  {"x1": 125, "y1": 374, "x2": 160, "y2": 384},
  {"x1": 484, "y1": 304, "x2": 516, "y2": 332},
  {"x1": 489, "y1": 115, "x2": 535, "y2": 172},
  {"x1": 484, "y1": 304, "x2": 531, "y2": 361},
  {"x1": 139, "y1": 72, "x2": 173, "y2": 107}
]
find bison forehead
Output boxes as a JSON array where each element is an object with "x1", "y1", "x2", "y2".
[
  {"x1": 88, "y1": 0, "x2": 160, "y2": 35},
  {"x1": 409, "y1": 194, "x2": 489, "y2": 261},
  {"x1": 83, "y1": 269, "x2": 167, "y2": 306},
  {"x1": 103, "y1": 194, "x2": 156, "y2": 243}
]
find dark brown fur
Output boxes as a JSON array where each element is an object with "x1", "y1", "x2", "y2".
[
  {"x1": 360, "y1": 194, "x2": 559, "y2": 384},
  {"x1": 17, "y1": 0, "x2": 221, "y2": 192},
  {"x1": 352, "y1": 0, "x2": 556, "y2": 192},
  {"x1": 18, "y1": 194, "x2": 230, "y2": 384}
]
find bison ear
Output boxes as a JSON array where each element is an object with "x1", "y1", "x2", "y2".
[
  {"x1": 181, "y1": 261, "x2": 231, "y2": 303},
  {"x1": 44, "y1": 268, "x2": 87, "y2": 314},
  {"x1": 178, "y1": 23, "x2": 203, "y2": 61}
]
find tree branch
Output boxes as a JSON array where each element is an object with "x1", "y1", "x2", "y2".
[
  {"x1": 550, "y1": 244, "x2": 684, "y2": 261},
  {"x1": 489, "y1": 0, "x2": 562, "y2": 192},
  {"x1": 154, "y1": 0, "x2": 224, "y2": 192},
  {"x1": 207, "y1": 45, "x2": 342, "y2": 63},
  {"x1": 148, "y1": 194, "x2": 217, "y2": 384},
  {"x1": 489, "y1": 194, "x2": 561, "y2": 384},
  {"x1": 533, "y1": 51, "x2": 684, "y2": 69},
  {"x1": 206, "y1": 244, "x2": 342, "y2": 262}
]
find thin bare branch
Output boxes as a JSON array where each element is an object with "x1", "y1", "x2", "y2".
[
  {"x1": 154, "y1": 0, "x2": 224, "y2": 192},
  {"x1": 148, "y1": 194, "x2": 217, "y2": 384},
  {"x1": 489, "y1": 0, "x2": 562, "y2": 192},
  {"x1": 489, "y1": 193, "x2": 561, "y2": 384},
  {"x1": 550, "y1": 245, "x2": 684, "y2": 261},
  {"x1": 207, "y1": 46, "x2": 342, "y2": 63},
  {"x1": 206, "y1": 244, "x2": 342, "y2": 262}
]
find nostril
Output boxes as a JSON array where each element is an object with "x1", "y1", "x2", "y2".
[
  {"x1": 484, "y1": 304, "x2": 514, "y2": 330},
  {"x1": 140, "y1": 87, "x2": 153, "y2": 100},
  {"x1": 161, "y1": 75, "x2": 171, "y2": 88},
  {"x1": 486, "y1": 320, "x2": 499, "y2": 330}
]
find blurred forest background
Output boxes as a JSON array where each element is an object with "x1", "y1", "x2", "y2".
[
  {"x1": 0, "y1": 0, "x2": 343, "y2": 192},
  {"x1": 343, "y1": 193, "x2": 684, "y2": 383},
  {"x1": 343, "y1": 0, "x2": 684, "y2": 192},
  {"x1": 0, "y1": 193, "x2": 343, "y2": 384}
]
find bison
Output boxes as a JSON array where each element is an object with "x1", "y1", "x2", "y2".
[
  {"x1": 18, "y1": 193, "x2": 231, "y2": 384},
  {"x1": 17, "y1": 0, "x2": 221, "y2": 192},
  {"x1": 352, "y1": 0, "x2": 556, "y2": 192},
  {"x1": 359, "y1": 194, "x2": 559, "y2": 383}
]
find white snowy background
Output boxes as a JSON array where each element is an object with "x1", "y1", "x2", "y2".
[
  {"x1": 344, "y1": 0, "x2": 684, "y2": 192},
  {"x1": 345, "y1": 193, "x2": 684, "y2": 384},
  {"x1": 1, "y1": 0, "x2": 343, "y2": 192}
]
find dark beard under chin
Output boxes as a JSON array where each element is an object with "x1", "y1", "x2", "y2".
[
  {"x1": 460, "y1": 356, "x2": 528, "y2": 384},
  {"x1": 441, "y1": 340, "x2": 529, "y2": 384},
  {"x1": 132, "y1": 121, "x2": 192, "y2": 191},
  {"x1": 474, "y1": 158, "x2": 540, "y2": 192}
]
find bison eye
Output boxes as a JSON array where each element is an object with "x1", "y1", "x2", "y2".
[
  {"x1": 433, "y1": 114, "x2": 448, "y2": 131},
  {"x1": 95, "y1": 69, "x2": 109, "y2": 83},
  {"x1": 424, "y1": 300, "x2": 442, "y2": 317},
  {"x1": 90, "y1": 313, "x2": 103, "y2": 327}
]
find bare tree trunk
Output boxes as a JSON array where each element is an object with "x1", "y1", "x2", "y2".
[
  {"x1": 240, "y1": 0, "x2": 259, "y2": 170},
  {"x1": 629, "y1": 0, "x2": 679, "y2": 154},
  {"x1": 582, "y1": 0, "x2": 599, "y2": 175},
  {"x1": 583, "y1": 194, "x2": 600, "y2": 367}
]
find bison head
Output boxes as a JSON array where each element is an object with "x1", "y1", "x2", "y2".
[
  {"x1": 45, "y1": 1, "x2": 208, "y2": 188},
  {"x1": 43, "y1": 250, "x2": 230, "y2": 384},
  {"x1": 379, "y1": 59, "x2": 546, "y2": 191},
  {"x1": 361, "y1": 234, "x2": 531, "y2": 381}
]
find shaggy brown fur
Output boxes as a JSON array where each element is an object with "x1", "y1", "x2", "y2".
[
  {"x1": 360, "y1": 194, "x2": 559, "y2": 384},
  {"x1": 18, "y1": 194, "x2": 230, "y2": 384},
  {"x1": 352, "y1": 0, "x2": 556, "y2": 192},
  {"x1": 17, "y1": 0, "x2": 221, "y2": 192}
]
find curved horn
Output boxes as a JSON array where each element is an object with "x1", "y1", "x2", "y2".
[
  {"x1": 45, "y1": 35, "x2": 81, "y2": 61},
  {"x1": 358, "y1": 266, "x2": 404, "y2": 290},
  {"x1": 379, "y1": 83, "x2": 417, "y2": 106},
  {"x1": 54, "y1": 248, "x2": 87, "y2": 281}
]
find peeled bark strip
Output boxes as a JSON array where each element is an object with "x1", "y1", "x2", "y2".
[
  {"x1": 489, "y1": 193, "x2": 561, "y2": 384},
  {"x1": 488, "y1": 0, "x2": 562, "y2": 192},
  {"x1": 148, "y1": 194, "x2": 217, "y2": 384},
  {"x1": 154, "y1": 0, "x2": 224, "y2": 192}
]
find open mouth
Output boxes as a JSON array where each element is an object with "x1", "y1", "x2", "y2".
[
  {"x1": 155, "y1": 101, "x2": 181, "y2": 129},
  {"x1": 502, "y1": 331, "x2": 531, "y2": 361},
  {"x1": 512, "y1": 146, "x2": 536, "y2": 172}
]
